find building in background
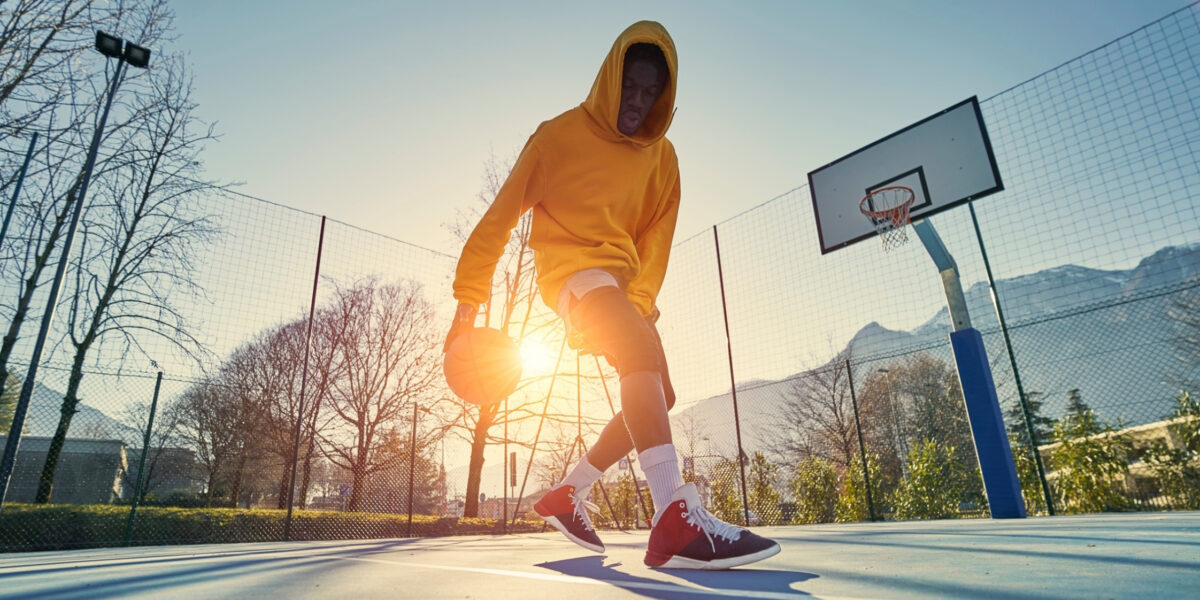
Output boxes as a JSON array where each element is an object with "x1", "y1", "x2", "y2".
[{"x1": 0, "y1": 436, "x2": 127, "y2": 504}]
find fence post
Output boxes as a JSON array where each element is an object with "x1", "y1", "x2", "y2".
[
  {"x1": 123, "y1": 370, "x2": 164, "y2": 546},
  {"x1": 284, "y1": 215, "x2": 326, "y2": 541},
  {"x1": 408, "y1": 402, "x2": 418, "y2": 537},
  {"x1": 712, "y1": 226, "x2": 752, "y2": 527},
  {"x1": 845, "y1": 360, "x2": 878, "y2": 521},
  {"x1": 967, "y1": 202, "x2": 1055, "y2": 515}
]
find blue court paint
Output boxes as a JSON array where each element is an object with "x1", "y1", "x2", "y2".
[{"x1": 950, "y1": 328, "x2": 1026, "y2": 519}]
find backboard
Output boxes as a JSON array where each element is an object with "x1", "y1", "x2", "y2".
[{"x1": 808, "y1": 97, "x2": 1003, "y2": 254}]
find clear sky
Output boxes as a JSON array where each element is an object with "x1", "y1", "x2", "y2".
[{"x1": 169, "y1": 0, "x2": 1188, "y2": 254}]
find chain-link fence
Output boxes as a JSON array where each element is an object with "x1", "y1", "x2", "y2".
[{"x1": 2, "y1": 5, "x2": 1199, "y2": 552}]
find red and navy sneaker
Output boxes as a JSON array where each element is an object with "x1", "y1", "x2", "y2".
[
  {"x1": 534, "y1": 484, "x2": 604, "y2": 553},
  {"x1": 645, "y1": 483, "x2": 780, "y2": 569}
]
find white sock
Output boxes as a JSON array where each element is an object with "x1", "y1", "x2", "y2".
[
  {"x1": 559, "y1": 456, "x2": 603, "y2": 494},
  {"x1": 638, "y1": 444, "x2": 685, "y2": 524}
]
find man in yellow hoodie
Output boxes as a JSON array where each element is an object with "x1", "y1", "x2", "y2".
[{"x1": 447, "y1": 21, "x2": 779, "y2": 569}]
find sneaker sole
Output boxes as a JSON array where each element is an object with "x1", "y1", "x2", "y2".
[
  {"x1": 539, "y1": 514, "x2": 605, "y2": 554},
  {"x1": 646, "y1": 542, "x2": 780, "y2": 570}
]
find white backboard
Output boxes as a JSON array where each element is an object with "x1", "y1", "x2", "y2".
[{"x1": 808, "y1": 97, "x2": 1003, "y2": 254}]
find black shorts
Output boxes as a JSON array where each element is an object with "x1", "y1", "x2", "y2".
[{"x1": 568, "y1": 286, "x2": 676, "y2": 409}]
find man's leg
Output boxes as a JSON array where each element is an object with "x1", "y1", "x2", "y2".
[
  {"x1": 563, "y1": 287, "x2": 685, "y2": 518},
  {"x1": 583, "y1": 321, "x2": 677, "y2": 470},
  {"x1": 568, "y1": 286, "x2": 780, "y2": 569},
  {"x1": 536, "y1": 285, "x2": 674, "y2": 552}
]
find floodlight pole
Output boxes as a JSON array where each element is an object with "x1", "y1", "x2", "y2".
[
  {"x1": 910, "y1": 219, "x2": 1025, "y2": 518},
  {"x1": 0, "y1": 34, "x2": 148, "y2": 510},
  {"x1": 0, "y1": 132, "x2": 38, "y2": 250}
]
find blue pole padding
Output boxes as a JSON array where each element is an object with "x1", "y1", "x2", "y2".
[{"x1": 950, "y1": 328, "x2": 1026, "y2": 519}]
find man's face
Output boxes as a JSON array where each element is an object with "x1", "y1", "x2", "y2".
[{"x1": 618, "y1": 59, "x2": 665, "y2": 136}]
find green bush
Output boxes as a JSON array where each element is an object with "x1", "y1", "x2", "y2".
[
  {"x1": 595, "y1": 472, "x2": 648, "y2": 529},
  {"x1": 891, "y1": 439, "x2": 969, "y2": 520},
  {"x1": 790, "y1": 457, "x2": 838, "y2": 524},
  {"x1": 0, "y1": 504, "x2": 542, "y2": 553},
  {"x1": 708, "y1": 458, "x2": 744, "y2": 524},
  {"x1": 1010, "y1": 435, "x2": 1049, "y2": 515},
  {"x1": 836, "y1": 451, "x2": 883, "y2": 522},
  {"x1": 747, "y1": 452, "x2": 782, "y2": 525},
  {"x1": 1048, "y1": 409, "x2": 1133, "y2": 514}
]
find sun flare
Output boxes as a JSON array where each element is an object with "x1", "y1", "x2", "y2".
[{"x1": 519, "y1": 339, "x2": 556, "y2": 374}]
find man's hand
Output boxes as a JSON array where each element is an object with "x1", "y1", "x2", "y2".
[{"x1": 444, "y1": 302, "x2": 479, "y2": 353}]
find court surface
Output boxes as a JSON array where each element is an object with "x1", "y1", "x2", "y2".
[{"x1": 1, "y1": 512, "x2": 1197, "y2": 599}]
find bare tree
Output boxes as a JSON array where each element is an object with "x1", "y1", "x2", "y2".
[
  {"x1": 770, "y1": 349, "x2": 860, "y2": 470},
  {"x1": 532, "y1": 429, "x2": 578, "y2": 492},
  {"x1": 238, "y1": 309, "x2": 344, "y2": 510},
  {"x1": 35, "y1": 50, "x2": 220, "y2": 502},
  {"x1": 175, "y1": 377, "x2": 240, "y2": 507},
  {"x1": 317, "y1": 279, "x2": 442, "y2": 512},
  {"x1": 0, "y1": 0, "x2": 172, "y2": 407},
  {"x1": 675, "y1": 412, "x2": 707, "y2": 483},
  {"x1": 232, "y1": 322, "x2": 304, "y2": 509},
  {"x1": 118, "y1": 395, "x2": 187, "y2": 502},
  {"x1": 0, "y1": 0, "x2": 93, "y2": 142},
  {"x1": 894, "y1": 354, "x2": 973, "y2": 455}
]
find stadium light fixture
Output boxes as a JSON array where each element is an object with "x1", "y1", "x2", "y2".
[
  {"x1": 94, "y1": 31, "x2": 152, "y2": 69},
  {"x1": 95, "y1": 31, "x2": 123, "y2": 58},
  {"x1": 123, "y1": 42, "x2": 151, "y2": 69}
]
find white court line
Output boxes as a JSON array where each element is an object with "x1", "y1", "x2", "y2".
[
  {"x1": 334, "y1": 555, "x2": 865, "y2": 600},
  {"x1": 0, "y1": 546, "x2": 342, "y2": 574}
]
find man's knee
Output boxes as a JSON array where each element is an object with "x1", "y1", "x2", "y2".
[{"x1": 572, "y1": 287, "x2": 663, "y2": 377}]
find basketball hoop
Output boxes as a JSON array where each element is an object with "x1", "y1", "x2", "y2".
[{"x1": 859, "y1": 186, "x2": 915, "y2": 252}]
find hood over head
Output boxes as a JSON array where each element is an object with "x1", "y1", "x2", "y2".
[{"x1": 582, "y1": 21, "x2": 678, "y2": 146}]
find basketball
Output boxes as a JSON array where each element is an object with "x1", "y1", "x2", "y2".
[{"x1": 444, "y1": 327, "x2": 522, "y2": 406}]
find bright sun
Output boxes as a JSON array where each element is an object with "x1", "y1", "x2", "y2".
[{"x1": 519, "y1": 339, "x2": 555, "y2": 373}]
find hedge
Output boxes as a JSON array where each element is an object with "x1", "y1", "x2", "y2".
[{"x1": 0, "y1": 504, "x2": 543, "y2": 553}]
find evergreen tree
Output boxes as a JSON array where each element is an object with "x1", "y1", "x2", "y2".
[
  {"x1": 1065, "y1": 389, "x2": 1091, "y2": 420},
  {"x1": 1004, "y1": 391, "x2": 1054, "y2": 447}
]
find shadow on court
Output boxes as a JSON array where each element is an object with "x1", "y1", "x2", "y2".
[{"x1": 536, "y1": 555, "x2": 817, "y2": 599}]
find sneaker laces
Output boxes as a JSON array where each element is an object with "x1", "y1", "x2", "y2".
[
  {"x1": 569, "y1": 486, "x2": 599, "y2": 532},
  {"x1": 682, "y1": 504, "x2": 743, "y2": 549}
]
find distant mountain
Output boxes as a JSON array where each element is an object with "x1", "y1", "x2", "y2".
[{"x1": 674, "y1": 244, "x2": 1200, "y2": 456}]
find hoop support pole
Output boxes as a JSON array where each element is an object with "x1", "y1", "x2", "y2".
[
  {"x1": 911, "y1": 219, "x2": 1025, "y2": 519},
  {"x1": 912, "y1": 219, "x2": 971, "y2": 331}
]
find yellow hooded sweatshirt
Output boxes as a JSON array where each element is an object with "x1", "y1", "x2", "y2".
[{"x1": 452, "y1": 21, "x2": 680, "y2": 317}]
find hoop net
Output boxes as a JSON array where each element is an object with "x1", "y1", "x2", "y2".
[{"x1": 859, "y1": 186, "x2": 915, "y2": 252}]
